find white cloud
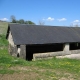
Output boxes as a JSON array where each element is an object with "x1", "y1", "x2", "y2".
[
  {"x1": 71, "y1": 20, "x2": 80, "y2": 27},
  {"x1": 0, "y1": 18, "x2": 8, "y2": 21},
  {"x1": 43, "y1": 17, "x2": 54, "y2": 21},
  {"x1": 73, "y1": 20, "x2": 80, "y2": 23},
  {"x1": 47, "y1": 17, "x2": 54, "y2": 21},
  {"x1": 57, "y1": 18, "x2": 67, "y2": 21}
]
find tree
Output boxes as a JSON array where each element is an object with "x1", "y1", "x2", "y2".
[
  {"x1": 27, "y1": 21, "x2": 35, "y2": 24},
  {"x1": 10, "y1": 15, "x2": 35, "y2": 24},
  {"x1": 10, "y1": 15, "x2": 16, "y2": 23},
  {"x1": 24, "y1": 21, "x2": 28, "y2": 24},
  {"x1": 18, "y1": 19, "x2": 24, "y2": 24}
]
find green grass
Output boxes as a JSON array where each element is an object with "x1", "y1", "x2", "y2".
[
  {"x1": 0, "y1": 35, "x2": 8, "y2": 47},
  {"x1": 0, "y1": 22, "x2": 8, "y2": 35},
  {"x1": 0, "y1": 48, "x2": 80, "y2": 79},
  {"x1": 0, "y1": 48, "x2": 80, "y2": 74},
  {"x1": 0, "y1": 22, "x2": 80, "y2": 79}
]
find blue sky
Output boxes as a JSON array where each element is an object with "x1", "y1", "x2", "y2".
[{"x1": 0, "y1": 0, "x2": 80, "y2": 26}]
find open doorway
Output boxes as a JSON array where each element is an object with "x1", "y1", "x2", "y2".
[
  {"x1": 26, "y1": 43, "x2": 64, "y2": 61},
  {"x1": 70, "y1": 43, "x2": 80, "y2": 50}
]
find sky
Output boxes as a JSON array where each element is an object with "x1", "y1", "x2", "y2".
[{"x1": 0, "y1": 0, "x2": 80, "y2": 26}]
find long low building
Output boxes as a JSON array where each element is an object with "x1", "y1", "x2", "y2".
[{"x1": 6, "y1": 24, "x2": 80, "y2": 61}]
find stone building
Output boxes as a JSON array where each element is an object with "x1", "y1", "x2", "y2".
[{"x1": 6, "y1": 24, "x2": 80, "y2": 61}]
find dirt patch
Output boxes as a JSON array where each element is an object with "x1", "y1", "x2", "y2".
[
  {"x1": 0, "y1": 66, "x2": 79, "y2": 80},
  {"x1": 0, "y1": 72, "x2": 39, "y2": 80},
  {"x1": 0, "y1": 66, "x2": 46, "y2": 80},
  {"x1": 9, "y1": 66, "x2": 48, "y2": 72},
  {"x1": 58, "y1": 72, "x2": 79, "y2": 80}
]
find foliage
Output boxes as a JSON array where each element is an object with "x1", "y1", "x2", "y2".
[
  {"x1": 10, "y1": 15, "x2": 16, "y2": 23},
  {"x1": 17, "y1": 19, "x2": 24, "y2": 24},
  {"x1": 27, "y1": 20, "x2": 35, "y2": 24},
  {"x1": 10, "y1": 15, "x2": 35, "y2": 24}
]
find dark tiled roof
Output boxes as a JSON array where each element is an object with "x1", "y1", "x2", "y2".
[{"x1": 7, "y1": 24, "x2": 80, "y2": 45}]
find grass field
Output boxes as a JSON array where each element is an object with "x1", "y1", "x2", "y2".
[
  {"x1": 0, "y1": 22, "x2": 80, "y2": 80},
  {"x1": 0, "y1": 22, "x2": 8, "y2": 35}
]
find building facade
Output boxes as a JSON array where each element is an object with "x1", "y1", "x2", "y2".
[{"x1": 6, "y1": 24, "x2": 80, "y2": 61}]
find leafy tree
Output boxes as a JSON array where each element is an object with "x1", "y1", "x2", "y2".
[
  {"x1": 24, "y1": 21, "x2": 28, "y2": 24},
  {"x1": 18, "y1": 19, "x2": 24, "y2": 24},
  {"x1": 27, "y1": 21, "x2": 35, "y2": 24},
  {"x1": 10, "y1": 15, "x2": 16, "y2": 23},
  {"x1": 10, "y1": 15, "x2": 35, "y2": 24}
]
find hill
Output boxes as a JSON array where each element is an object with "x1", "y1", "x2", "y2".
[{"x1": 0, "y1": 22, "x2": 8, "y2": 35}]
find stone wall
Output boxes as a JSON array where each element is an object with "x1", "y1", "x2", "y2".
[
  {"x1": 8, "y1": 44, "x2": 17, "y2": 57},
  {"x1": 33, "y1": 43, "x2": 80, "y2": 60},
  {"x1": 33, "y1": 50, "x2": 80, "y2": 60},
  {"x1": 20, "y1": 45, "x2": 26, "y2": 59},
  {"x1": 9, "y1": 44, "x2": 26, "y2": 60},
  {"x1": 8, "y1": 42, "x2": 80, "y2": 61},
  {"x1": 56, "y1": 50, "x2": 80, "y2": 59},
  {"x1": 8, "y1": 31, "x2": 14, "y2": 47}
]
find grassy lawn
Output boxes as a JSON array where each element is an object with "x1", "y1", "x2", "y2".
[{"x1": 0, "y1": 22, "x2": 80, "y2": 80}]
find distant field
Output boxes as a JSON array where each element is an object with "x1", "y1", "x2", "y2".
[{"x1": 0, "y1": 22, "x2": 8, "y2": 35}]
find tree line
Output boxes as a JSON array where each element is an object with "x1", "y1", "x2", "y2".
[{"x1": 10, "y1": 15, "x2": 35, "y2": 24}]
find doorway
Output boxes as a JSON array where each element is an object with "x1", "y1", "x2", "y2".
[{"x1": 26, "y1": 43, "x2": 64, "y2": 61}]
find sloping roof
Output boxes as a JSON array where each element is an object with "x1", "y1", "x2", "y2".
[{"x1": 6, "y1": 24, "x2": 80, "y2": 45}]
